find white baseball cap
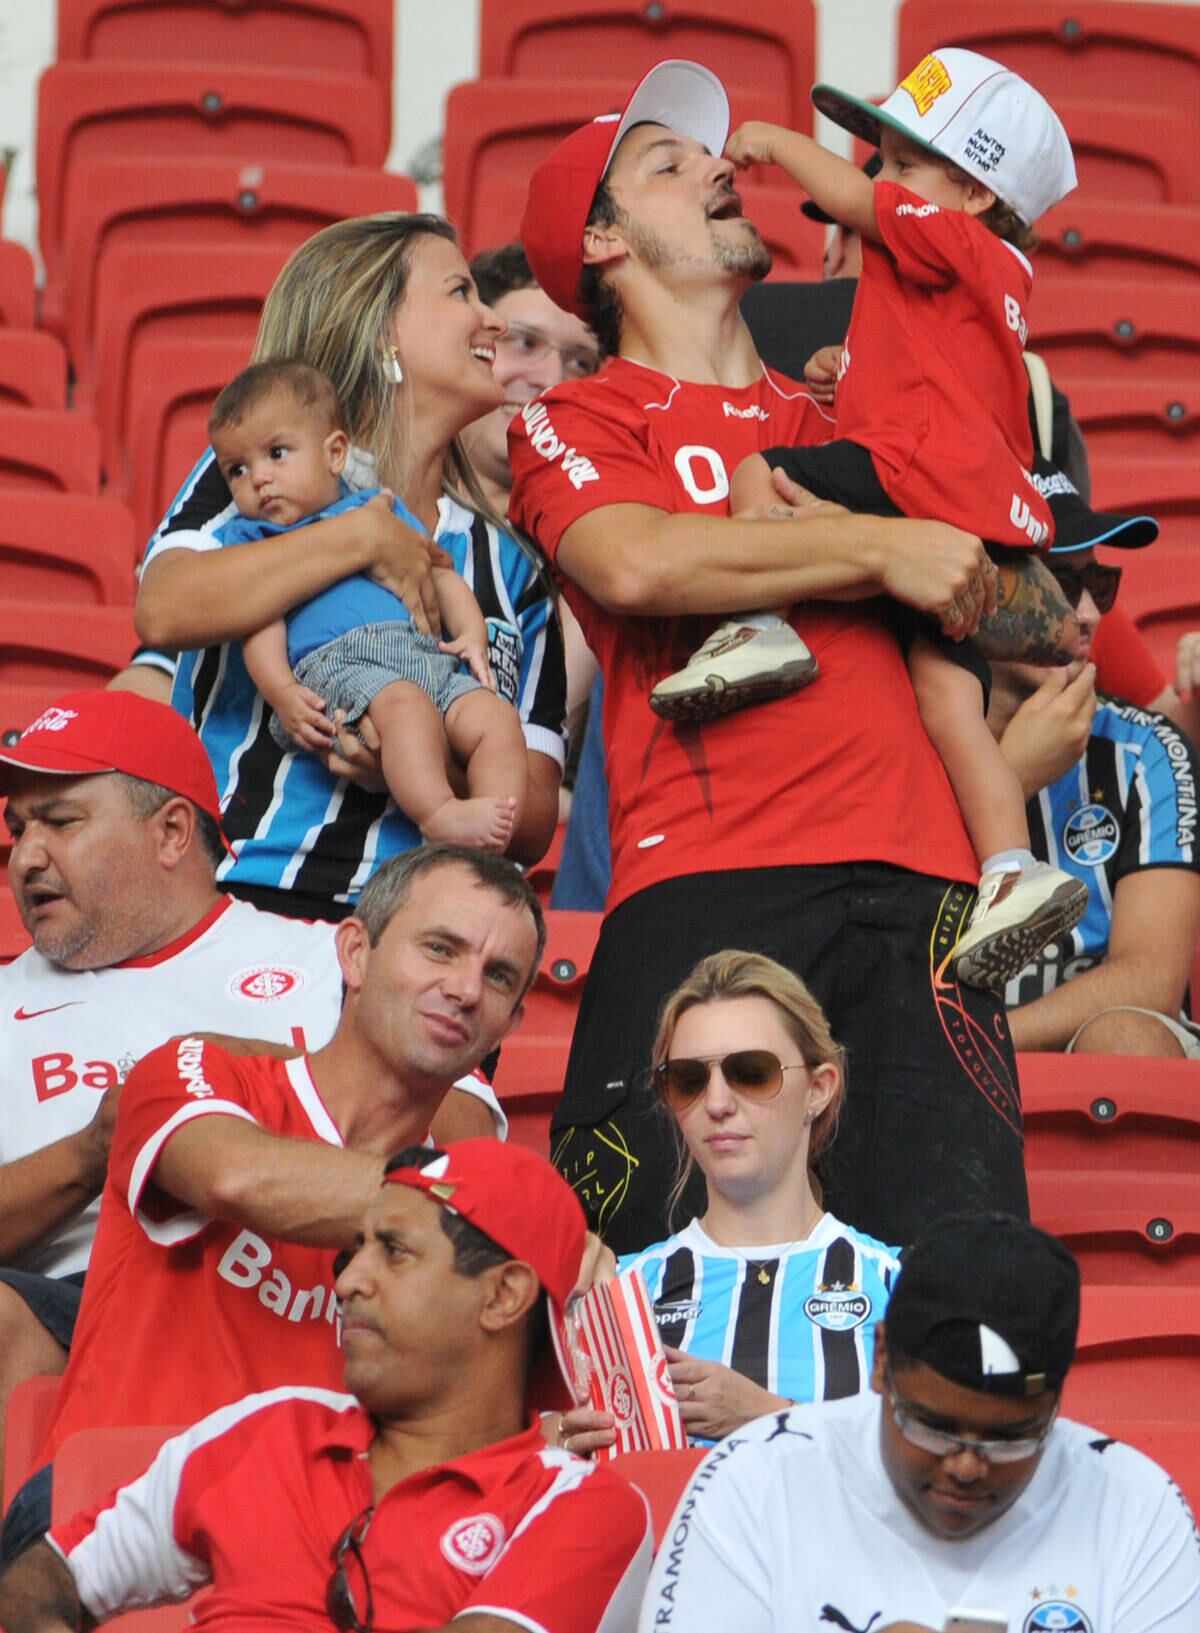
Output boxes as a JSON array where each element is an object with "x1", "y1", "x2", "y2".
[{"x1": 812, "y1": 47, "x2": 1076, "y2": 226}]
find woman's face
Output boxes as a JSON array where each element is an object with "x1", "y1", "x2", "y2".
[
  {"x1": 666, "y1": 995, "x2": 837, "y2": 1208},
  {"x1": 388, "y1": 235, "x2": 506, "y2": 427}
]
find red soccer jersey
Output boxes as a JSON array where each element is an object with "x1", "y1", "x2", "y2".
[
  {"x1": 41, "y1": 1041, "x2": 353, "y2": 1461},
  {"x1": 508, "y1": 357, "x2": 977, "y2": 910},
  {"x1": 1091, "y1": 607, "x2": 1167, "y2": 709},
  {"x1": 836, "y1": 180, "x2": 1052, "y2": 550},
  {"x1": 49, "y1": 1391, "x2": 652, "y2": 1633}
]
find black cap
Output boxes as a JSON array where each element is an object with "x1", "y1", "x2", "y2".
[
  {"x1": 801, "y1": 152, "x2": 882, "y2": 223},
  {"x1": 885, "y1": 1213, "x2": 1080, "y2": 1398},
  {"x1": 1030, "y1": 456, "x2": 1159, "y2": 556}
]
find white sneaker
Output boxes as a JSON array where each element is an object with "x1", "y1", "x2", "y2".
[
  {"x1": 649, "y1": 621, "x2": 818, "y2": 722},
  {"x1": 951, "y1": 861, "x2": 1088, "y2": 990}
]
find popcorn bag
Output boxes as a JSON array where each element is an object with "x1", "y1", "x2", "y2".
[{"x1": 570, "y1": 1268, "x2": 686, "y2": 1460}]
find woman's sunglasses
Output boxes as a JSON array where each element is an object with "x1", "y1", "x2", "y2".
[
  {"x1": 326, "y1": 1506, "x2": 374, "y2": 1633},
  {"x1": 1048, "y1": 560, "x2": 1122, "y2": 614},
  {"x1": 651, "y1": 1049, "x2": 807, "y2": 1109}
]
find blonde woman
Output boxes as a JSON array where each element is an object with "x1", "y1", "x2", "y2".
[
  {"x1": 135, "y1": 214, "x2": 565, "y2": 920},
  {"x1": 560, "y1": 951, "x2": 900, "y2": 1452}
]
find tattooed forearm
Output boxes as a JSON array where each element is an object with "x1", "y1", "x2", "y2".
[
  {"x1": 969, "y1": 554, "x2": 1081, "y2": 664},
  {"x1": 0, "y1": 1541, "x2": 85, "y2": 1633}
]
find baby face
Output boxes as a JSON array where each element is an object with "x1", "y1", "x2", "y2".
[{"x1": 213, "y1": 392, "x2": 348, "y2": 526}]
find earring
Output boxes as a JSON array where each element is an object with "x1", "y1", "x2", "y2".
[{"x1": 382, "y1": 346, "x2": 404, "y2": 385}]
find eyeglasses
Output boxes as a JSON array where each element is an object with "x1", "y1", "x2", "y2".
[
  {"x1": 495, "y1": 323, "x2": 599, "y2": 380},
  {"x1": 1048, "y1": 560, "x2": 1122, "y2": 614},
  {"x1": 886, "y1": 1369, "x2": 1056, "y2": 1464},
  {"x1": 652, "y1": 1049, "x2": 808, "y2": 1109},
  {"x1": 326, "y1": 1506, "x2": 374, "y2": 1633}
]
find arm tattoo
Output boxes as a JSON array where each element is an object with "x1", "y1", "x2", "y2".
[
  {"x1": 0, "y1": 1541, "x2": 84, "y2": 1633},
  {"x1": 969, "y1": 555, "x2": 1080, "y2": 664}
]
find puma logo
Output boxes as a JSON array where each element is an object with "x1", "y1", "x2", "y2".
[
  {"x1": 765, "y1": 1412, "x2": 813, "y2": 1443},
  {"x1": 821, "y1": 1606, "x2": 881, "y2": 1633}
]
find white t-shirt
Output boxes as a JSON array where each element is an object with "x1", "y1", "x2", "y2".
[
  {"x1": 639, "y1": 1393, "x2": 1200, "y2": 1633},
  {"x1": 0, "y1": 897, "x2": 504, "y2": 1277}
]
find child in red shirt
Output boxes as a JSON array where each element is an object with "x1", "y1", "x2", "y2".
[{"x1": 653, "y1": 48, "x2": 1085, "y2": 989}]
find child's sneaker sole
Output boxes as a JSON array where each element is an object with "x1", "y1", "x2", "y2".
[
  {"x1": 951, "y1": 875, "x2": 1088, "y2": 991},
  {"x1": 649, "y1": 655, "x2": 818, "y2": 722}
]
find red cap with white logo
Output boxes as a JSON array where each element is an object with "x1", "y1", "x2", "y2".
[
  {"x1": 0, "y1": 689, "x2": 224, "y2": 828},
  {"x1": 385, "y1": 1139, "x2": 588, "y2": 1410}
]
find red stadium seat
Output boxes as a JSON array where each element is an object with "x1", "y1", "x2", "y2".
[
  {"x1": 614, "y1": 1448, "x2": 706, "y2": 1545},
  {"x1": 1064, "y1": 380, "x2": 1199, "y2": 464},
  {"x1": 0, "y1": 493, "x2": 137, "y2": 606},
  {"x1": 491, "y1": 911, "x2": 601, "y2": 1111},
  {"x1": 51, "y1": 1423, "x2": 196, "y2": 1633},
  {"x1": 0, "y1": 607, "x2": 137, "y2": 738},
  {"x1": 480, "y1": 0, "x2": 817, "y2": 130},
  {"x1": 1103, "y1": 546, "x2": 1200, "y2": 681},
  {"x1": 738, "y1": 182, "x2": 826, "y2": 281},
  {"x1": 127, "y1": 336, "x2": 252, "y2": 544},
  {"x1": 1028, "y1": 1170, "x2": 1200, "y2": 1285},
  {"x1": 1089, "y1": 1419, "x2": 1200, "y2": 1517},
  {"x1": 1087, "y1": 460, "x2": 1200, "y2": 561},
  {"x1": 1028, "y1": 279, "x2": 1200, "y2": 389},
  {"x1": 0, "y1": 243, "x2": 36, "y2": 331},
  {"x1": 3, "y1": 1375, "x2": 58, "y2": 1512},
  {"x1": 1019, "y1": 1054, "x2": 1200, "y2": 1175},
  {"x1": 0, "y1": 890, "x2": 32, "y2": 964},
  {"x1": 1054, "y1": 98, "x2": 1200, "y2": 206},
  {"x1": 443, "y1": 78, "x2": 795, "y2": 259},
  {"x1": 37, "y1": 62, "x2": 390, "y2": 287},
  {"x1": 47, "y1": 157, "x2": 417, "y2": 352},
  {"x1": 86, "y1": 240, "x2": 285, "y2": 480},
  {"x1": 1036, "y1": 203, "x2": 1200, "y2": 290},
  {"x1": 56, "y1": 0, "x2": 394, "y2": 112},
  {"x1": 1061, "y1": 1284, "x2": 1200, "y2": 1422},
  {"x1": 0, "y1": 331, "x2": 67, "y2": 411},
  {"x1": 0, "y1": 409, "x2": 100, "y2": 495},
  {"x1": 897, "y1": 2, "x2": 1200, "y2": 129},
  {"x1": 524, "y1": 821, "x2": 566, "y2": 908}
]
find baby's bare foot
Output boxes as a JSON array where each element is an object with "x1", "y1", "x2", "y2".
[{"x1": 421, "y1": 796, "x2": 517, "y2": 851}]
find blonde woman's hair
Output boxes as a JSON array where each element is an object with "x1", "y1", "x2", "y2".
[
  {"x1": 651, "y1": 950, "x2": 846, "y2": 1226},
  {"x1": 250, "y1": 212, "x2": 513, "y2": 537}
]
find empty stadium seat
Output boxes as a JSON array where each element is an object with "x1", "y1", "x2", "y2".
[
  {"x1": 0, "y1": 890, "x2": 32, "y2": 964},
  {"x1": 127, "y1": 336, "x2": 251, "y2": 544},
  {"x1": 38, "y1": 62, "x2": 390, "y2": 289},
  {"x1": 1028, "y1": 279, "x2": 1200, "y2": 388},
  {"x1": 0, "y1": 331, "x2": 67, "y2": 411},
  {"x1": 525, "y1": 821, "x2": 566, "y2": 907},
  {"x1": 1105, "y1": 545, "x2": 1200, "y2": 681},
  {"x1": 1065, "y1": 380, "x2": 1198, "y2": 464},
  {"x1": 46, "y1": 157, "x2": 417, "y2": 351},
  {"x1": 3, "y1": 1374, "x2": 58, "y2": 1512},
  {"x1": 56, "y1": 0, "x2": 394, "y2": 113},
  {"x1": 0, "y1": 493, "x2": 137, "y2": 606},
  {"x1": 1088, "y1": 460, "x2": 1200, "y2": 559},
  {"x1": 1028, "y1": 1170, "x2": 1200, "y2": 1285},
  {"x1": 1062, "y1": 1283, "x2": 1199, "y2": 1422},
  {"x1": 614, "y1": 1447, "x2": 706, "y2": 1545},
  {"x1": 1019, "y1": 1054, "x2": 1200, "y2": 1175},
  {"x1": 443, "y1": 78, "x2": 795, "y2": 259},
  {"x1": 1054, "y1": 98, "x2": 1200, "y2": 206},
  {"x1": 0, "y1": 607, "x2": 137, "y2": 738},
  {"x1": 1037, "y1": 202, "x2": 1200, "y2": 288},
  {"x1": 897, "y1": 2, "x2": 1200, "y2": 129},
  {"x1": 86, "y1": 240, "x2": 285, "y2": 480},
  {"x1": 0, "y1": 243, "x2": 37, "y2": 331},
  {"x1": 491, "y1": 911, "x2": 600, "y2": 1112},
  {"x1": 480, "y1": 0, "x2": 818, "y2": 130},
  {"x1": 0, "y1": 409, "x2": 100, "y2": 495}
]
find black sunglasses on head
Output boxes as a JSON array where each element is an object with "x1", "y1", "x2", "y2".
[
  {"x1": 327, "y1": 1506, "x2": 374, "y2": 1633},
  {"x1": 1047, "y1": 559, "x2": 1122, "y2": 614}
]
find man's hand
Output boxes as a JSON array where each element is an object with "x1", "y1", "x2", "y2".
[
  {"x1": 272, "y1": 683, "x2": 337, "y2": 754},
  {"x1": 548, "y1": 1403, "x2": 618, "y2": 1458},
  {"x1": 664, "y1": 1346, "x2": 787, "y2": 1441},
  {"x1": 878, "y1": 521, "x2": 995, "y2": 636},
  {"x1": 440, "y1": 634, "x2": 496, "y2": 691},
  {"x1": 998, "y1": 662, "x2": 1098, "y2": 798},
  {"x1": 725, "y1": 120, "x2": 787, "y2": 168},
  {"x1": 362, "y1": 489, "x2": 452, "y2": 637},
  {"x1": 80, "y1": 1082, "x2": 122, "y2": 1187},
  {"x1": 573, "y1": 1231, "x2": 617, "y2": 1297},
  {"x1": 804, "y1": 344, "x2": 843, "y2": 404},
  {"x1": 321, "y1": 709, "x2": 387, "y2": 792}
]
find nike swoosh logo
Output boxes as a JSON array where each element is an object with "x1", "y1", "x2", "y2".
[{"x1": 13, "y1": 1003, "x2": 84, "y2": 1021}]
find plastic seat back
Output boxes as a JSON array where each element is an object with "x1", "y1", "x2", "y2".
[
  {"x1": 0, "y1": 409, "x2": 100, "y2": 495},
  {"x1": 0, "y1": 891, "x2": 31, "y2": 964},
  {"x1": 1088, "y1": 1418, "x2": 1200, "y2": 1518},
  {"x1": 0, "y1": 607, "x2": 137, "y2": 738},
  {"x1": 1103, "y1": 544, "x2": 1200, "y2": 679},
  {"x1": 1064, "y1": 379, "x2": 1199, "y2": 464},
  {"x1": 0, "y1": 332, "x2": 67, "y2": 411},
  {"x1": 613, "y1": 1447, "x2": 706, "y2": 1547},
  {"x1": 1029, "y1": 278, "x2": 1200, "y2": 389},
  {"x1": 0, "y1": 243, "x2": 37, "y2": 330},
  {"x1": 0, "y1": 493, "x2": 137, "y2": 606},
  {"x1": 1028, "y1": 1170, "x2": 1200, "y2": 1285},
  {"x1": 1062, "y1": 1284, "x2": 1200, "y2": 1421},
  {"x1": 1020, "y1": 1054, "x2": 1200, "y2": 1176},
  {"x1": 1036, "y1": 203, "x2": 1200, "y2": 290}
]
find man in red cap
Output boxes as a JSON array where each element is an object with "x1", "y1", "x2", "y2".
[
  {"x1": 0, "y1": 1141, "x2": 653, "y2": 1633},
  {"x1": 508, "y1": 60, "x2": 1030, "y2": 1256}
]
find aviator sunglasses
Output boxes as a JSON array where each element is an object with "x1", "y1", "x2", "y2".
[
  {"x1": 652, "y1": 1049, "x2": 809, "y2": 1110},
  {"x1": 1047, "y1": 560, "x2": 1122, "y2": 615},
  {"x1": 326, "y1": 1505, "x2": 374, "y2": 1633}
]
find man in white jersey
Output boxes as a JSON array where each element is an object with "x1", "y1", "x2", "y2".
[
  {"x1": 640, "y1": 1213, "x2": 1199, "y2": 1633},
  {"x1": 0, "y1": 691, "x2": 503, "y2": 1469}
]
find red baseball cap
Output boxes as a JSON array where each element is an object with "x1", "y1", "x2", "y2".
[
  {"x1": 521, "y1": 58, "x2": 729, "y2": 318},
  {"x1": 0, "y1": 690, "x2": 224, "y2": 827},
  {"x1": 385, "y1": 1139, "x2": 588, "y2": 1410}
]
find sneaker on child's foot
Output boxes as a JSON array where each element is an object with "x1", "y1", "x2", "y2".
[
  {"x1": 951, "y1": 861, "x2": 1088, "y2": 990},
  {"x1": 649, "y1": 621, "x2": 818, "y2": 722}
]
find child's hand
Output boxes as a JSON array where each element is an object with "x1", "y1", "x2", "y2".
[
  {"x1": 441, "y1": 634, "x2": 496, "y2": 691},
  {"x1": 725, "y1": 120, "x2": 786, "y2": 169},
  {"x1": 273, "y1": 684, "x2": 336, "y2": 752},
  {"x1": 804, "y1": 344, "x2": 843, "y2": 404}
]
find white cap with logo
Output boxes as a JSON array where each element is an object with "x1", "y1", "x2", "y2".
[{"x1": 812, "y1": 46, "x2": 1076, "y2": 226}]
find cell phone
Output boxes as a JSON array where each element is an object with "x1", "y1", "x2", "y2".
[{"x1": 943, "y1": 1612, "x2": 1009, "y2": 1633}]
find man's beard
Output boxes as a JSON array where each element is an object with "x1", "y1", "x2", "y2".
[{"x1": 711, "y1": 220, "x2": 772, "y2": 281}]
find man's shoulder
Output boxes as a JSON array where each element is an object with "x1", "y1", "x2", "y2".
[
  {"x1": 1053, "y1": 1417, "x2": 1196, "y2": 1513},
  {"x1": 1091, "y1": 694, "x2": 1195, "y2": 755},
  {"x1": 124, "y1": 1033, "x2": 291, "y2": 1096}
]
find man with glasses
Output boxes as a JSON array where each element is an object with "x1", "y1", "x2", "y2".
[
  {"x1": 639, "y1": 1211, "x2": 1199, "y2": 1632},
  {"x1": 988, "y1": 470, "x2": 1200, "y2": 1057},
  {"x1": 0, "y1": 1142, "x2": 652, "y2": 1633}
]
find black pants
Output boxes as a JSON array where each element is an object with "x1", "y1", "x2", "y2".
[{"x1": 551, "y1": 863, "x2": 1026, "y2": 1254}]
